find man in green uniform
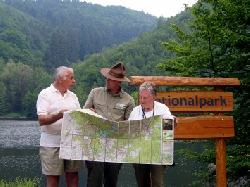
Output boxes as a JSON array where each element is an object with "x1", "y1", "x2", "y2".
[{"x1": 83, "y1": 62, "x2": 135, "y2": 187}]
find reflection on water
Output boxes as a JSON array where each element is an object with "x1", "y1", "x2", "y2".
[
  {"x1": 0, "y1": 120, "x2": 40, "y2": 148},
  {"x1": 0, "y1": 120, "x2": 204, "y2": 187}
]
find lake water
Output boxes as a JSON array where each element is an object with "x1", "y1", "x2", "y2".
[{"x1": 0, "y1": 119, "x2": 204, "y2": 187}]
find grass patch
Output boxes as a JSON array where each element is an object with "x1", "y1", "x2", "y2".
[{"x1": 0, "y1": 177, "x2": 41, "y2": 187}]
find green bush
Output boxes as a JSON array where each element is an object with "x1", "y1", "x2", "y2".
[
  {"x1": 4, "y1": 113, "x2": 21, "y2": 118},
  {"x1": 0, "y1": 177, "x2": 41, "y2": 187}
]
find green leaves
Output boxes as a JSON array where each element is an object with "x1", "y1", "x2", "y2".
[{"x1": 159, "y1": 0, "x2": 250, "y2": 185}]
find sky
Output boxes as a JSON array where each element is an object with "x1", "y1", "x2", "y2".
[{"x1": 84, "y1": 0, "x2": 197, "y2": 18}]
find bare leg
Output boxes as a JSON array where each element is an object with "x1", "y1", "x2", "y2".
[
  {"x1": 47, "y1": 175, "x2": 60, "y2": 187},
  {"x1": 65, "y1": 171, "x2": 79, "y2": 187}
]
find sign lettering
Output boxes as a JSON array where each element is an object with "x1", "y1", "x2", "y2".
[
  {"x1": 145, "y1": 91, "x2": 233, "y2": 112},
  {"x1": 156, "y1": 95, "x2": 227, "y2": 108}
]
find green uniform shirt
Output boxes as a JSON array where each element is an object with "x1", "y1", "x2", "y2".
[{"x1": 83, "y1": 87, "x2": 135, "y2": 121}]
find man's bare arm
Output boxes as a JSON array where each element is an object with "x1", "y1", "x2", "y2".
[{"x1": 38, "y1": 109, "x2": 68, "y2": 126}]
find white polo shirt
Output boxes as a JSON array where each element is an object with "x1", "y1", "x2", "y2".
[{"x1": 37, "y1": 84, "x2": 80, "y2": 147}]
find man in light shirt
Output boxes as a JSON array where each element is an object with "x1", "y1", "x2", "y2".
[
  {"x1": 36, "y1": 66, "x2": 83, "y2": 187},
  {"x1": 83, "y1": 62, "x2": 135, "y2": 187}
]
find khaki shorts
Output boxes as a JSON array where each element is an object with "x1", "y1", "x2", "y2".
[{"x1": 40, "y1": 146, "x2": 83, "y2": 175}]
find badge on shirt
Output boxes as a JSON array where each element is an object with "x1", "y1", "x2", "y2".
[{"x1": 114, "y1": 103, "x2": 127, "y2": 111}]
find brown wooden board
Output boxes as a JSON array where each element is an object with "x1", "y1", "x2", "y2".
[
  {"x1": 174, "y1": 116, "x2": 234, "y2": 140},
  {"x1": 155, "y1": 91, "x2": 234, "y2": 112},
  {"x1": 129, "y1": 76, "x2": 240, "y2": 86}
]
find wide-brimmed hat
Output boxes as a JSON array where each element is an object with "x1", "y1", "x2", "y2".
[{"x1": 100, "y1": 62, "x2": 130, "y2": 82}]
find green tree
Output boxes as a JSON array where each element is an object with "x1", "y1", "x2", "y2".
[
  {"x1": 23, "y1": 67, "x2": 53, "y2": 118},
  {"x1": 27, "y1": 67, "x2": 53, "y2": 93},
  {"x1": 0, "y1": 29, "x2": 27, "y2": 49},
  {"x1": 158, "y1": 0, "x2": 250, "y2": 185},
  {"x1": 0, "y1": 82, "x2": 8, "y2": 115},
  {"x1": 0, "y1": 57, "x2": 4, "y2": 72},
  {"x1": 0, "y1": 60, "x2": 33, "y2": 113},
  {"x1": 22, "y1": 91, "x2": 38, "y2": 118},
  {"x1": 43, "y1": 31, "x2": 69, "y2": 73}
]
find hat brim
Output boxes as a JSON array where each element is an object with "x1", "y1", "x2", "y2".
[{"x1": 100, "y1": 68, "x2": 131, "y2": 82}]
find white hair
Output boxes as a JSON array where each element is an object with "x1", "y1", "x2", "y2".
[
  {"x1": 54, "y1": 66, "x2": 73, "y2": 81},
  {"x1": 139, "y1": 82, "x2": 157, "y2": 96}
]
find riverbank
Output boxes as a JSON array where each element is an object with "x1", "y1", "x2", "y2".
[
  {"x1": 0, "y1": 113, "x2": 37, "y2": 120},
  {"x1": 0, "y1": 112, "x2": 25, "y2": 118},
  {"x1": 0, "y1": 116, "x2": 27, "y2": 119}
]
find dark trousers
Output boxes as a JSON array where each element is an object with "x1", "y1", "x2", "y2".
[
  {"x1": 86, "y1": 161, "x2": 122, "y2": 187},
  {"x1": 133, "y1": 163, "x2": 166, "y2": 187}
]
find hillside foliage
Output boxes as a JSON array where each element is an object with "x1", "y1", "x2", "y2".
[
  {"x1": 0, "y1": 0, "x2": 189, "y2": 117},
  {"x1": 158, "y1": 0, "x2": 250, "y2": 185}
]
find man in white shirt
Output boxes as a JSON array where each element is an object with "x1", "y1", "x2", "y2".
[{"x1": 36, "y1": 66, "x2": 83, "y2": 187}]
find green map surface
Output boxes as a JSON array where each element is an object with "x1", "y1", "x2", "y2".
[{"x1": 59, "y1": 109, "x2": 174, "y2": 165}]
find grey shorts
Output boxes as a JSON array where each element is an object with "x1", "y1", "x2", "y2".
[{"x1": 40, "y1": 146, "x2": 83, "y2": 175}]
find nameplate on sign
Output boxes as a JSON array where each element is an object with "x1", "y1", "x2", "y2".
[{"x1": 154, "y1": 91, "x2": 233, "y2": 112}]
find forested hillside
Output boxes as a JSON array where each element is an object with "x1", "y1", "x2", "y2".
[
  {"x1": 71, "y1": 13, "x2": 192, "y2": 105},
  {"x1": 0, "y1": 0, "x2": 157, "y2": 71},
  {"x1": 0, "y1": 5, "x2": 189, "y2": 117},
  {"x1": 0, "y1": 0, "x2": 165, "y2": 117}
]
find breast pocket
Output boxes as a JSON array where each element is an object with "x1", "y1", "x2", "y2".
[{"x1": 112, "y1": 103, "x2": 128, "y2": 120}]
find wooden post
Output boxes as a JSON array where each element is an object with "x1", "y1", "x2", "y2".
[
  {"x1": 216, "y1": 138, "x2": 227, "y2": 187},
  {"x1": 214, "y1": 86, "x2": 227, "y2": 187}
]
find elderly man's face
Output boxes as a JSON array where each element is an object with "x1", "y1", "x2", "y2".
[
  {"x1": 60, "y1": 69, "x2": 76, "y2": 90},
  {"x1": 139, "y1": 90, "x2": 155, "y2": 109}
]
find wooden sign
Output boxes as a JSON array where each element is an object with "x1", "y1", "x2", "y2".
[
  {"x1": 129, "y1": 76, "x2": 240, "y2": 86},
  {"x1": 174, "y1": 116, "x2": 234, "y2": 140},
  {"x1": 155, "y1": 91, "x2": 233, "y2": 112}
]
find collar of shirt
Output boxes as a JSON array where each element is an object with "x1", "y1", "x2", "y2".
[
  {"x1": 105, "y1": 87, "x2": 123, "y2": 97},
  {"x1": 50, "y1": 84, "x2": 69, "y2": 95}
]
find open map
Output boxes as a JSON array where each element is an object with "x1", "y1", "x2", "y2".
[{"x1": 59, "y1": 109, "x2": 174, "y2": 165}]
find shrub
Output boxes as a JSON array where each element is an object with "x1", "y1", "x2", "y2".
[{"x1": 0, "y1": 177, "x2": 41, "y2": 187}]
